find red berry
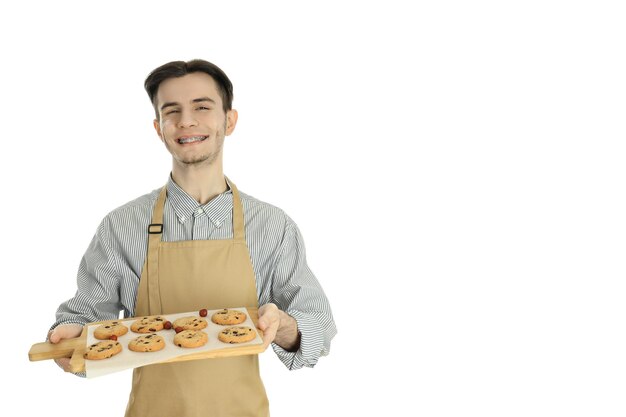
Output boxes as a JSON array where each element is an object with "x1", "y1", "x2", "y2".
[
  {"x1": 109, "y1": 335, "x2": 118, "y2": 341},
  {"x1": 199, "y1": 309, "x2": 208, "y2": 317},
  {"x1": 175, "y1": 327, "x2": 183, "y2": 333},
  {"x1": 164, "y1": 321, "x2": 172, "y2": 330}
]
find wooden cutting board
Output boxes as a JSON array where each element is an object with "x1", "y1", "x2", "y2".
[{"x1": 29, "y1": 307, "x2": 264, "y2": 374}]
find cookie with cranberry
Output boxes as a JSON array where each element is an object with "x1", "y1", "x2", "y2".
[
  {"x1": 128, "y1": 333, "x2": 165, "y2": 352},
  {"x1": 173, "y1": 330, "x2": 208, "y2": 348},
  {"x1": 218, "y1": 326, "x2": 257, "y2": 344},
  {"x1": 211, "y1": 309, "x2": 247, "y2": 325},
  {"x1": 93, "y1": 321, "x2": 128, "y2": 340},
  {"x1": 172, "y1": 316, "x2": 208, "y2": 331},
  {"x1": 83, "y1": 340, "x2": 123, "y2": 360},
  {"x1": 130, "y1": 316, "x2": 166, "y2": 333}
]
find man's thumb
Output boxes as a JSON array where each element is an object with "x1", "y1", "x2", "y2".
[{"x1": 49, "y1": 324, "x2": 82, "y2": 344}]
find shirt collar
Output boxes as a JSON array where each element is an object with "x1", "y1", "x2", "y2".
[{"x1": 166, "y1": 174, "x2": 233, "y2": 227}]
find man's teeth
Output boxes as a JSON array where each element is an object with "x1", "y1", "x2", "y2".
[{"x1": 178, "y1": 136, "x2": 207, "y2": 144}]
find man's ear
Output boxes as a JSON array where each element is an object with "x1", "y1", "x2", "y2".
[
  {"x1": 225, "y1": 109, "x2": 238, "y2": 136},
  {"x1": 153, "y1": 119, "x2": 164, "y2": 142}
]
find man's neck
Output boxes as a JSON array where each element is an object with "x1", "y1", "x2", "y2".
[{"x1": 171, "y1": 161, "x2": 228, "y2": 205}]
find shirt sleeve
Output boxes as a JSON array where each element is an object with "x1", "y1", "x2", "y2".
[
  {"x1": 51, "y1": 216, "x2": 123, "y2": 331},
  {"x1": 269, "y1": 217, "x2": 337, "y2": 370}
]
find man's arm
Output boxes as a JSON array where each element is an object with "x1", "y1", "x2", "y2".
[
  {"x1": 49, "y1": 217, "x2": 123, "y2": 374},
  {"x1": 259, "y1": 216, "x2": 337, "y2": 370},
  {"x1": 53, "y1": 217, "x2": 123, "y2": 327}
]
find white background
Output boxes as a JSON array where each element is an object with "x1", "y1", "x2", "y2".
[{"x1": 3, "y1": 1, "x2": 626, "y2": 416}]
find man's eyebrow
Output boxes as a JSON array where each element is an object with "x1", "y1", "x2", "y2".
[
  {"x1": 160, "y1": 97, "x2": 216, "y2": 111},
  {"x1": 160, "y1": 101, "x2": 179, "y2": 111},
  {"x1": 192, "y1": 97, "x2": 216, "y2": 104}
]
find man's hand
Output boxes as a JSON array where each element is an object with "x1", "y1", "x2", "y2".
[
  {"x1": 48, "y1": 324, "x2": 83, "y2": 372},
  {"x1": 257, "y1": 303, "x2": 300, "y2": 352}
]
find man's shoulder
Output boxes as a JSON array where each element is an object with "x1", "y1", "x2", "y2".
[
  {"x1": 238, "y1": 190, "x2": 294, "y2": 227},
  {"x1": 102, "y1": 187, "x2": 161, "y2": 225}
]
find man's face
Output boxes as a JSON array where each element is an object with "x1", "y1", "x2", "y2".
[{"x1": 153, "y1": 72, "x2": 237, "y2": 167}]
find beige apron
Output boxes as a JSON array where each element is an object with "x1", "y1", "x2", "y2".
[{"x1": 125, "y1": 179, "x2": 269, "y2": 417}]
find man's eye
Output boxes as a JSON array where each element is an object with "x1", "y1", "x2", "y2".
[
  {"x1": 197, "y1": 107, "x2": 210, "y2": 111},
  {"x1": 165, "y1": 110, "x2": 180, "y2": 115}
]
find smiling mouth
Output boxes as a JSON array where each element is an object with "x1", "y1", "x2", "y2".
[{"x1": 177, "y1": 135, "x2": 208, "y2": 144}]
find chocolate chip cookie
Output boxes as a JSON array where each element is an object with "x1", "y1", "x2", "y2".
[
  {"x1": 218, "y1": 326, "x2": 257, "y2": 344},
  {"x1": 130, "y1": 316, "x2": 166, "y2": 333},
  {"x1": 211, "y1": 309, "x2": 247, "y2": 325},
  {"x1": 93, "y1": 321, "x2": 128, "y2": 340},
  {"x1": 172, "y1": 316, "x2": 208, "y2": 331},
  {"x1": 83, "y1": 340, "x2": 123, "y2": 360},
  {"x1": 173, "y1": 330, "x2": 208, "y2": 348},
  {"x1": 128, "y1": 333, "x2": 166, "y2": 352}
]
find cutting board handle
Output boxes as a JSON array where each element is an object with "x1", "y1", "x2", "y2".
[{"x1": 29, "y1": 337, "x2": 83, "y2": 362}]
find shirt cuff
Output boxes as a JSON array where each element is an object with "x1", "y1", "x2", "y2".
[{"x1": 271, "y1": 310, "x2": 326, "y2": 371}]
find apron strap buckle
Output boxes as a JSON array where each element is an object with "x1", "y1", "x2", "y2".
[{"x1": 148, "y1": 223, "x2": 163, "y2": 234}]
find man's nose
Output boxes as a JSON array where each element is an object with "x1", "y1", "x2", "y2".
[{"x1": 177, "y1": 110, "x2": 198, "y2": 128}]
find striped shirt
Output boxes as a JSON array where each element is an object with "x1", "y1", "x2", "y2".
[{"x1": 53, "y1": 175, "x2": 337, "y2": 371}]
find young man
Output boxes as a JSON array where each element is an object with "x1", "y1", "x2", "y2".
[{"x1": 48, "y1": 59, "x2": 337, "y2": 417}]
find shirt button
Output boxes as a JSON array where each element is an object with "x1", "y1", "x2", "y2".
[{"x1": 197, "y1": 208, "x2": 204, "y2": 214}]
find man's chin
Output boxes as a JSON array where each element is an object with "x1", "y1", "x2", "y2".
[
  {"x1": 176, "y1": 153, "x2": 218, "y2": 167},
  {"x1": 182, "y1": 158, "x2": 209, "y2": 165}
]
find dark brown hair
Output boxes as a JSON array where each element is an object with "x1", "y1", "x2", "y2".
[{"x1": 144, "y1": 59, "x2": 234, "y2": 118}]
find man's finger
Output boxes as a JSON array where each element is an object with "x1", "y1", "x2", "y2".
[
  {"x1": 262, "y1": 329, "x2": 277, "y2": 350},
  {"x1": 258, "y1": 315, "x2": 277, "y2": 329},
  {"x1": 261, "y1": 320, "x2": 279, "y2": 350},
  {"x1": 258, "y1": 317, "x2": 274, "y2": 331},
  {"x1": 49, "y1": 324, "x2": 83, "y2": 344},
  {"x1": 49, "y1": 329, "x2": 61, "y2": 344},
  {"x1": 54, "y1": 358, "x2": 71, "y2": 372}
]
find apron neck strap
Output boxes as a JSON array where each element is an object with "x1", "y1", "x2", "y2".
[
  {"x1": 151, "y1": 185, "x2": 167, "y2": 230},
  {"x1": 226, "y1": 177, "x2": 245, "y2": 242},
  {"x1": 149, "y1": 177, "x2": 245, "y2": 242}
]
